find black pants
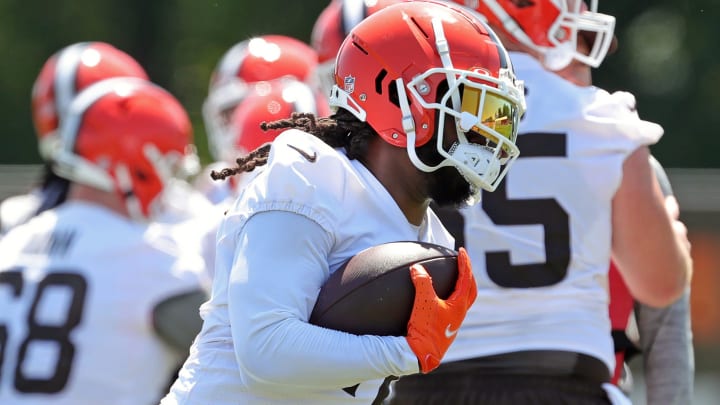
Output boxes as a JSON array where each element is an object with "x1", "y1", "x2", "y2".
[{"x1": 386, "y1": 351, "x2": 611, "y2": 405}]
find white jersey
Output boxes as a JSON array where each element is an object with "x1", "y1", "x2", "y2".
[
  {"x1": 1, "y1": 178, "x2": 220, "y2": 289},
  {"x1": 444, "y1": 52, "x2": 663, "y2": 373},
  {"x1": 0, "y1": 202, "x2": 207, "y2": 405},
  {"x1": 162, "y1": 129, "x2": 454, "y2": 404}
]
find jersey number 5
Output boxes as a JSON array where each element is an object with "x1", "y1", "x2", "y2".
[
  {"x1": 481, "y1": 133, "x2": 570, "y2": 288},
  {"x1": 0, "y1": 269, "x2": 87, "y2": 393}
]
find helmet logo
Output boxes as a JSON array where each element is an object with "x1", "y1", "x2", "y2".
[
  {"x1": 343, "y1": 75, "x2": 356, "y2": 94},
  {"x1": 470, "y1": 67, "x2": 490, "y2": 76}
]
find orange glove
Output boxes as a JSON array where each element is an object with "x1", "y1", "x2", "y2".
[{"x1": 405, "y1": 247, "x2": 478, "y2": 373}]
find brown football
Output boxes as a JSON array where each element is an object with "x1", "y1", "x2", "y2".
[{"x1": 310, "y1": 241, "x2": 458, "y2": 336}]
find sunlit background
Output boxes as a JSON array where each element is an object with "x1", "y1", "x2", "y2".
[{"x1": 0, "y1": 1, "x2": 717, "y2": 402}]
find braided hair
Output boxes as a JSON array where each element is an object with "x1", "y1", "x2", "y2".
[{"x1": 210, "y1": 108, "x2": 376, "y2": 180}]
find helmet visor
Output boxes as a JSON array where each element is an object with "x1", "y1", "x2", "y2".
[{"x1": 459, "y1": 86, "x2": 520, "y2": 156}]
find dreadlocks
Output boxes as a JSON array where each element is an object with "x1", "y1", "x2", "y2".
[{"x1": 210, "y1": 109, "x2": 376, "y2": 180}]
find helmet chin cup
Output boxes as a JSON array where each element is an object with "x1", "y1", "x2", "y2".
[{"x1": 450, "y1": 142, "x2": 501, "y2": 188}]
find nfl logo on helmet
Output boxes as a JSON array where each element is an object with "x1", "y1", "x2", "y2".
[{"x1": 343, "y1": 75, "x2": 355, "y2": 94}]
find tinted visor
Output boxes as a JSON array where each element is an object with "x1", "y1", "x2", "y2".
[{"x1": 460, "y1": 87, "x2": 519, "y2": 155}]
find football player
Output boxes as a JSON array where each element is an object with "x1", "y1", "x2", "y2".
[
  {"x1": 1, "y1": 41, "x2": 214, "y2": 235},
  {"x1": 0, "y1": 41, "x2": 148, "y2": 236},
  {"x1": 388, "y1": 1, "x2": 693, "y2": 404},
  {"x1": 5, "y1": 41, "x2": 221, "y2": 287},
  {"x1": 160, "y1": 2, "x2": 524, "y2": 403},
  {"x1": 0, "y1": 78, "x2": 208, "y2": 404}
]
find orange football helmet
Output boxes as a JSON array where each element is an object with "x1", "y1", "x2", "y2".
[
  {"x1": 202, "y1": 35, "x2": 319, "y2": 161},
  {"x1": 329, "y1": 1, "x2": 525, "y2": 192},
  {"x1": 229, "y1": 79, "x2": 331, "y2": 158},
  {"x1": 53, "y1": 78, "x2": 194, "y2": 221}
]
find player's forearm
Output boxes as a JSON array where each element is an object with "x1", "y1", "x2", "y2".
[
  {"x1": 227, "y1": 211, "x2": 418, "y2": 392},
  {"x1": 612, "y1": 147, "x2": 692, "y2": 307},
  {"x1": 637, "y1": 288, "x2": 694, "y2": 404},
  {"x1": 232, "y1": 316, "x2": 417, "y2": 392}
]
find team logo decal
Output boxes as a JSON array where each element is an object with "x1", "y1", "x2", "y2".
[{"x1": 343, "y1": 75, "x2": 355, "y2": 94}]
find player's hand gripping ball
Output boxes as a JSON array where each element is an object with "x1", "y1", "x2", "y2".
[
  {"x1": 310, "y1": 241, "x2": 463, "y2": 336},
  {"x1": 311, "y1": 241, "x2": 477, "y2": 373},
  {"x1": 405, "y1": 246, "x2": 477, "y2": 372}
]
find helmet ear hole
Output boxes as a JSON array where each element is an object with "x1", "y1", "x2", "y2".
[
  {"x1": 374, "y1": 69, "x2": 387, "y2": 95},
  {"x1": 387, "y1": 80, "x2": 401, "y2": 109}
]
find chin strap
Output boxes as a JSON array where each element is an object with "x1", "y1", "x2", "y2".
[
  {"x1": 396, "y1": 77, "x2": 436, "y2": 175},
  {"x1": 431, "y1": 18, "x2": 461, "y2": 110}
]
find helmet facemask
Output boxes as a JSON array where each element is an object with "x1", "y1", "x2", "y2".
[
  {"x1": 402, "y1": 67, "x2": 523, "y2": 196},
  {"x1": 480, "y1": 0, "x2": 615, "y2": 71},
  {"x1": 126, "y1": 144, "x2": 189, "y2": 221},
  {"x1": 543, "y1": 0, "x2": 616, "y2": 70}
]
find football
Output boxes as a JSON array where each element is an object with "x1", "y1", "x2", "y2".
[{"x1": 310, "y1": 241, "x2": 458, "y2": 336}]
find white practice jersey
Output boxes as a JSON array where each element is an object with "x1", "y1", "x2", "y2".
[
  {"x1": 444, "y1": 53, "x2": 664, "y2": 373},
  {"x1": 163, "y1": 129, "x2": 454, "y2": 405},
  {"x1": 0, "y1": 202, "x2": 207, "y2": 405}
]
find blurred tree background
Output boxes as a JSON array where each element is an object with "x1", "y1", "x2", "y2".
[{"x1": 0, "y1": 0, "x2": 718, "y2": 168}]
